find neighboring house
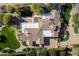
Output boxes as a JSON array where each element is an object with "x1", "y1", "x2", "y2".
[{"x1": 19, "y1": 9, "x2": 61, "y2": 48}]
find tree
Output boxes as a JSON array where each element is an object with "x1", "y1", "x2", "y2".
[
  {"x1": 62, "y1": 3, "x2": 72, "y2": 21},
  {"x1": 20, "y1": 6, "x2": 32, "y2": 17},
  {"x1": 36, "y1": 48, "x2": 48, "y2": 56},
  {"x1": 64, "y1": 46, "x2": 72, "y2": 56},
  {"x1": 3, "y1": 13, "x2": 11, "y2": 25},
  {"x1": 48, "y1": 48, "x2": 57, "y2": 56},
  {"x1": 0, "y1": 13, "x2": 4, "y2": 23},
  {"x1": 28, "y1": 49, "x2": 35, "y2": 56},
  {"x1": 72, "y1": 13, "x2": 79, "y2": 32},
  {"x1": 73, "y1": 13, "x2": 79, "y2": 24},
  {"x1": 24, "y1": 48, "x2": 36, "y2": 56},
  {"x1": 2, "y1": 49, "x2": 15, "y2": 54},
  {"x1": 22, "y1": 48, "x2": 29, "y2": 55},
  {"x1": 47, "y1": 3, "x2": 53, "y2": 12},
  {"x1": 8, "y1": 49, "x2": 15, "y2": 53},
  {"x1": 0, "y1": 47, "x2": 2, "y2": 51},
  {"x1": 0, "y1": 35, "x2": 6, "y2": 43},
  {"x1": 2, "y1": 49, "x2": 8, "y2": 53},
  {"x1": 30, "y1": 4, "x2": 44, "y2": 15},
  {"x1": 60, "y1": 18, "x2": 64, "y2": 23},
  {"x1": 6, "y1": 5, "x2": 15, "y2": 13},
  {"x1": 63, "y1": 4, "x2": 72, "y2": 12},
  {"x1": 13, "y1": 4, "x2": 21, "y2": 14}
]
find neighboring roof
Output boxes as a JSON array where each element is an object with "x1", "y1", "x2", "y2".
[{"x1": 43, "y1": 30, "x2": 52, "y2": 37}]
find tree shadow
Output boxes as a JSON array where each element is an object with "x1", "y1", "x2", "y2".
[
  {"x1": 0, "y1": 35, "x2": 7, "y2": 43},
  {"x1": 64, "y1": 46, "x2": 72, "y2": 56}
]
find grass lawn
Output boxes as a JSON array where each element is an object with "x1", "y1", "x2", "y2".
[{"x1": 0, "y1": 26, "x2": 20, "y2": 50}]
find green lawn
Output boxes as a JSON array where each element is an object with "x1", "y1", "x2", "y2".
[{"x1": 0, "y1": 26, "x2": 20, "y2": 50}]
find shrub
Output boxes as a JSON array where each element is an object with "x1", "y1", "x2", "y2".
[{"x1": 63, "y1": 31, "x2": 70, "y2": 41}]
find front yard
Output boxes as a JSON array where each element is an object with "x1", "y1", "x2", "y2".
[{"x1": 0, "y1": 26, "x2": 20, "y2": 50}]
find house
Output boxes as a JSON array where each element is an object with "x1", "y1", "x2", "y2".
[{"x1": 19, "y1": 9, "x2": 61, "y2": 48}]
